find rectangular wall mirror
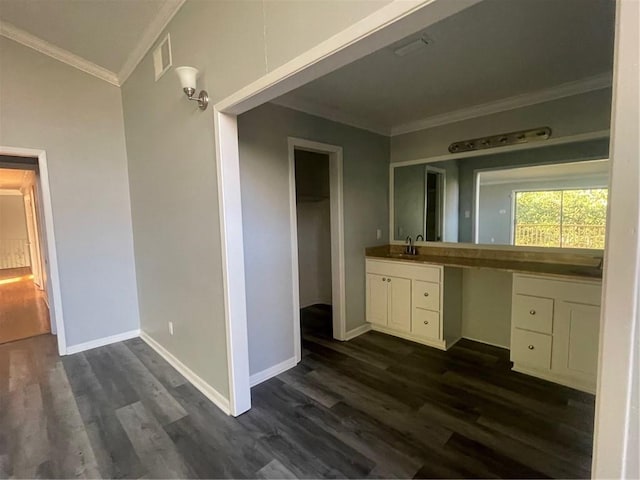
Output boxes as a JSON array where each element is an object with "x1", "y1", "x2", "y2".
[{"x1": 391, "y1": 137, "x2": 610, "y2": 250}]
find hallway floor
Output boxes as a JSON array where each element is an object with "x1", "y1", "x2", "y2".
[
  {"x1": 0, "y1": 267, "x2": 50, "y2": 345},
  {"x1": 0, "y1": 306, "x2": 594, "y2": 478}
]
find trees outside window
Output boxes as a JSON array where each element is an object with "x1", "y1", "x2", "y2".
[{"x1": 514, "y1": 188, "x2": 607, "y2": 249}]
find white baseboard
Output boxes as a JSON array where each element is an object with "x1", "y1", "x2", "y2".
[
  {"x1": 65, "y1": 329, "x2": 140, "y2": 355},
  {"x1": 250, "y1": 356, "x2": 297, "y2": 387},
  {"x1": 140, "y1": 332, "x2": 231, "y2": 415},
  {"x1": 343, "y1": 323, "x2": 371, "y2": 341},
  {"x1": 462, "y1": 335, "x2": 510, "y2": 350}
]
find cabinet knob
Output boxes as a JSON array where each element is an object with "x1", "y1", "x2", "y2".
[
  {"x1": 423, "y1": 292, "x2": 429, "y2": 297},
  {"x1": 382, "y1": 278, "x2": 386, "y2": 282},
  {"x1": 387, "y1": 278, "x2": 391, "y2": 283},
  {"x1": 529, "y1": 309, "x2": 536, "y2": 315},
  {"x1": 528, "y1": 344, "x2": 535, "y2": 350},
  {"x1": 423, "y1": 320, "x2": 429, "y2": 325}
]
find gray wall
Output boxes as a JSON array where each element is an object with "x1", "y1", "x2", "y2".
[
  {"x1": 391, "y1": 89, "x2": 613, "y2": 161},
  {"x1": 121, "y1": 0, "x2": 392, "y2": 398},
  {"x1": 478, "y1": 175, "x2": 609, "y2": 245},
  {"x1": 238, "y1": 103, "x2": 389, "y2": 375},
  {"x1": 0, "y1": 38, "x2": 139, "y2": 348}
]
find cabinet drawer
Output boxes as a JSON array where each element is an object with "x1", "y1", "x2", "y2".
[
  {"x1": 512, "y1": 294, "x2": 554, "y2": 334},
  {"x1": 412, "y1": 308, "x2": 440, "y2": 340},
  {"x1": 413, "y1": 281, "x2": 440, "y2": 311},
  {"x1": 511, "y1": 328, "x2": 552, "y2": 370}
]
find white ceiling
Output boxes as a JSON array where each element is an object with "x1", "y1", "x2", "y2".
[
  {"x1": 0, "y1": 167, "x2": 29, "y2": 190},
  {"x1": 479, "y1": 159, "x2": 610, "y2": 186},
  {"x1": 0, "y1": 0, "x2": 183, "y2": 84},
  {"x1": 274, "y1": 0, "x2": 615, "y2": 136}
]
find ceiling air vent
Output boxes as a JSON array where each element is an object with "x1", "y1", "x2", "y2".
[
  {"x1": 393, "y1": 35, "x2": 433, "y2": 57},
  {"x1": 153, "y1": 34, "x2": 172, "y2": 81}
]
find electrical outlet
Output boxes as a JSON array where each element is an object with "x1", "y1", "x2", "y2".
[
  {"x1": 376, "y1": 229, "x2": 382, "y2": 240},
  {"x1": 169, "y1": 322, "x2": 174, "y2": 335}
]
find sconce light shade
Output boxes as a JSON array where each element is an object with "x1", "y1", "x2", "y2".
[
  {"x1": 175, "y1": 66, "x2": 208, "y2": 111},
  {"x1": 175, "y1": 66, "x2": 198, "y2": 92}
]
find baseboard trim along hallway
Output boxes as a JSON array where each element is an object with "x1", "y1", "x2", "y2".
[
  {"x1": 140, "y1": 331, "x2": 231, "y2": 415},
  {"x1": 344, "y1": 323, "x2": 372, "y2": 341},
  {"x1": 250, "y1": 356, "x2": 297, "y2": 387},
  {"x1": 65, "y1": 328, "x2": 140, "y2": 355}
]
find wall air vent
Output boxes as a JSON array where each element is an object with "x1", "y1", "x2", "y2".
[
  {"x1": 448, "y1": 127, "x2": 552, "y2": 154},
  {"x1": 393, "y1": 35, "x2": 433, "y2": 57},
  {"x1": 153, "y1": 34, "x2": 172, "y2": 81}
]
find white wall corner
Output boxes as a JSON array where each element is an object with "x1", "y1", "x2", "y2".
[
  {"x1": 140, "y1": 332, "x2": 231, "y2": 415},
  {"x1": 65, "y1": 329, "x2": 140, "y2": 355},
  {"x1": 343, "y1": 323, "x2": 372, "y2": 341},
  {"x1": 249, "y1": 357, "x2": 298, "y2": 387}
]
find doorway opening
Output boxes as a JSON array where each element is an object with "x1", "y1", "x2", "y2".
[
  {"x1": 294, "y1": 149, "x2": 333, "y2": 342},
  {"x1": 288, "y1": 138, "x2": 345, "y2": 361},
  {"x1": 0, "y1": 165, "x2": 50, "y2": 345}
]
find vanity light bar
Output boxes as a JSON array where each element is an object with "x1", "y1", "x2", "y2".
[{"x1": 448, "y1": 127, "x2": 552, "y2": 153}]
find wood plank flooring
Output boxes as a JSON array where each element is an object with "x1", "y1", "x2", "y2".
[
  {"x1": 0, "y1": 267, "x2": 50, "y2": 345},
  {"x1": 0, "y1": 304, "x2": 595, "y2": 478}
]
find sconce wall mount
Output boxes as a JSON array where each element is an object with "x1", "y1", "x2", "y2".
[{"x1": 176, "y1": 66, "x2": 209, "y2": 110}]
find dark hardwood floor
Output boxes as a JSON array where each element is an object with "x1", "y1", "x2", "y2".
[{"x1": 0, "y1": 305, "x2": 595, "y2": 478}]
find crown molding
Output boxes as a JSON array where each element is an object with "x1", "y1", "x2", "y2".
[
  {"x1": 0, "y1": 20, "x2": 120, "y2": 86},
  {"x1": 391, "y1": 72, "x2": 613, "y2": 136},
  {"x1": 271, "y1": 96, "x2": 391, "y2": 136},
  {"x1": 117, "y1": 0, "x2": 186, "y2": 84}
]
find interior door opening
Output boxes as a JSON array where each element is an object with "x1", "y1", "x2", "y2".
[
  {"x1": 0, "y1": 164, "x2": 50, "y2": 345},
  {"x1": 294, "y1": 149, "x2": 334, "y2": 340}
]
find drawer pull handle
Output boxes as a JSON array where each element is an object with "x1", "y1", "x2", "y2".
[
  {"x1": 423, "y1": 320, "x2": 429, "y2": 325},
  {"x1": 423, "y1": 292, "x2": 429, "y2": 297},
  {"x1": 528, "y1": 345, "x2": 535, "y2": 350},
  {"x1": 529, "y1": 309, "x2": 536, "y2": 315}
]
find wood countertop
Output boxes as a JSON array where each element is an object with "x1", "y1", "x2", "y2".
[{"x1": 365, "y1": 245, "x2": 603, "y2": 280}]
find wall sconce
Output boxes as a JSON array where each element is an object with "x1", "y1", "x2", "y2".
[{"x1": 175, "y1": 66, "x2": 209, "y2": 110}]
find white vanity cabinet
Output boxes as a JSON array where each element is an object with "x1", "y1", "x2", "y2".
[
  {"x1": 366, "y1": 259, "x2": 461, "y2": 350},
  {"x1": 510, "y1": 274, "x2": 602, "y2": 393}
]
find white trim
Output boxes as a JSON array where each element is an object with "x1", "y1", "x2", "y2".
[
  {"x1": 343, "y1": 323, "x2": 372, "y2": 341},
  {"x1": 249, "y1": 356, "x2": 297, "y2": 387},
  {"x1": 0, "y1": 146, "x2": 67, "y2": 355},
  {"x1": 288, "y1": 138, "x2": 347, "y2": 347},
  {"x1": 66, "y1": 329, "x2": 140, "y2": 355},
  {"x1": 118, "y1": 0, "x2": 186, "y2": 84},
  {"x1": 213, "y1": 111, "x2": 251, "y2": 417},
  {"x1": 140, "y1": 332, "x2": 230, "y2": 415},
  {"x1": 392, "y1": 73, "x2": 613, "y2": 136},
  {"x1": 593, "y1": 0, "x2": 640, "y2": 476},
  {"x1": 0, "y1": 21, "x2": 119, "y2": 86},
  {"x1": 462, "y1": 336, "x2": 509, "y2": 350}
]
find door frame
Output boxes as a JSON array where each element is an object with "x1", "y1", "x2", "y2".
[
  {"x1": 288, "y1": 138, "x2": 346, "y2": 360},
  {"x1": 0, "y1": 146, "x2": 67, "y2": 355}
]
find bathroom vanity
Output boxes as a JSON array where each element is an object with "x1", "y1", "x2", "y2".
[{"x1": 365, "y1": 245, "x2": 602, "y2": 393}]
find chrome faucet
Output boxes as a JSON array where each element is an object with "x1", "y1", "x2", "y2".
[
  {"x1": 416, "y1": 234, "x2": 424, "y2": 243},
  {"x1": 405, "y1": 235, "x2": 416, "y2": 255}
]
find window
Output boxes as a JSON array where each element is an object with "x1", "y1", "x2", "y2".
[{"x1": 513, "y1": 188, "x2": 607, "y2": 249}]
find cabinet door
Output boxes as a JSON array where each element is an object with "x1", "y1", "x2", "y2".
[
  {"x1": 388, "y1": 276, "x2": 411, "y2": 332},
  {"x1": 553, "y1": 301, "x2": 600, "y2": 383},
  {"x1": 367, "y1": 273, "x2": 388, "y2": 326}
]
